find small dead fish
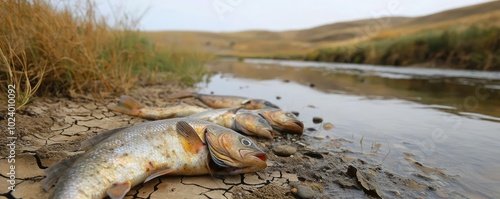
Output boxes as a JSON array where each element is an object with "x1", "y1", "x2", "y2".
[
  {"x1": 107, "y1": 95, "x2": 208, "y2": 120},
  {"x1": 245, "y1": 108, "x2": 304, "y2": 135},
  {"x1": 42, "y1": 119, "x2": 267, "y2": 199},
  {"x1": 168, "y1": 92, "x2": 280, "y2": 110},
  {"x1": 189, "y1": 108, "x2": 275, "y2": 139}
]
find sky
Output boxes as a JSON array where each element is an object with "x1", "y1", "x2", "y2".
[{"x1": 96, "y1": 0, "x2": 493, "y2": 32}]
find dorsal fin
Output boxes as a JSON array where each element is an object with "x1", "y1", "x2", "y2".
[
  {"x1": 107, "y1": 95, "x2": 143, "y2": 117},
  {"x1": 41, "y1": 154, "x2": 82, "y2": 191},
  {"x1": 176, "y1": 121, "x2": 205, "y2": 153},
  {"x1": 228, "y1": 107, "x2": 243, "y2": 114},
  {"x1": 80, "y1": 127, "x2": 128, "y2": 150}
]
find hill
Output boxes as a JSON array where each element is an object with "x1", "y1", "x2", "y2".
[{"x1": 144, "y1": 1, "x2": 500, "y2": 69}]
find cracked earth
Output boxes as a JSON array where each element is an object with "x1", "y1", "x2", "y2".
[{"x1": 1, "y1": 82, "x2": 468, "y2": 198}]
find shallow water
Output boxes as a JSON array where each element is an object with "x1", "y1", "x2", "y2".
[{"x1": 196, "y1": 59, "x2": 500, "y2": 198}]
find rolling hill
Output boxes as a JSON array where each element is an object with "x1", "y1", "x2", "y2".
[{"x1": 145, "y1": 1, "x2": 500, "y2": 60}]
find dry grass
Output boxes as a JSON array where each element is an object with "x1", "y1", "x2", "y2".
[{"x1": 0, "y1": 0, "x2": 210, "y2": 109}]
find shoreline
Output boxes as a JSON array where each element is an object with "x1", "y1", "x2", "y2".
[{"x1": 0, "y1": 82, "x2": 472, "y2": 198}]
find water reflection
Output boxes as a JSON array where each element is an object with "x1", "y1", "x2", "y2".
[{"x1": 205, "y1": 60, "x2": 500, "y2": 119}]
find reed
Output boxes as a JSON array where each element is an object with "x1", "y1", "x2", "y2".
[{"x1": 305, "y1": 26, "x2": 500, "y2": 70}]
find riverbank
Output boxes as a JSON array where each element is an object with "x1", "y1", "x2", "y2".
[
  {"x1": 302, "y1": 26, "x2": 500, "y2": 71},
  {"x1": 0, "y1": 79, "x2": 475, "y2": 198}
]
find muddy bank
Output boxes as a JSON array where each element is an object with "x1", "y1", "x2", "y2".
[{"x1": 1, "y1": 82, "x2": 467, "y2": 198}]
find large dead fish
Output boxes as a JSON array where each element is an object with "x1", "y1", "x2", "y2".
[
  {"x1": 41, "y1": 119, "x2": 267, "y2": 199},
  {"x1": 107, "y1": 95, "x2": 208, "y2": 120},
  {"x1": 168, "y1": 92, "x2": 280, "y2": 109},
  {"x1": 188, "y1": 108, "x2": 276, "y2": 139}
]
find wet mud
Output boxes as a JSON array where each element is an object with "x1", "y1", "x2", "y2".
[{"x1": 0, "y1": 83, "x2": 467, "y2": 198}]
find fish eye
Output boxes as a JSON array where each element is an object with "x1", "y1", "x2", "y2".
[{"x1": 240, "y1": 138, "x2": 252, "y2": 146}]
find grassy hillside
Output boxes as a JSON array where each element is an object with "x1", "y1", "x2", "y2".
[
  {"x1": 144, "y1": 1, "x2": 500, "y2": 70},
  {"x1": 0, "y1": 0, "x2": 209, "y2": 108}
]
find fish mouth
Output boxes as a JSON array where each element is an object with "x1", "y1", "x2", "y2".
[
  {"x1": 284, "y1": 120, "x2": 304, "y2": 134},
  {"x1": 210, "y1": 152, "x2": 267, "y2": 174},
  {"x1": 253, "y1": 152, "x2": 267, "y2": 162},
  {"x1": 259, "y1": 128, "x2": 276, "y2": 139}
]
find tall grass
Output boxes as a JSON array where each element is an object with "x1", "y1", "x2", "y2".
[
  {"x1": 0, "y1": 0, "x2": 210, "y2": 109},
  {"x1": 304, "y1": 26, "x2": 500, "y2": 70}
]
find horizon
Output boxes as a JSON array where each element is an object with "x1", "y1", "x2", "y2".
[{"x1": 97, "y1": 0, "x2": 493, "y2": 32}]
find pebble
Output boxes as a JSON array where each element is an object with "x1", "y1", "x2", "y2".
[
  {"x1": 296, "y1": 142, "x2": 307, "y2": 147},
  {"x1": 273, "y1": 145, "x2": 297, "y2": 157},
  {"x1": 291, "y1": 111, "x2": 299, "y2": 116},
  {"x1": 292, "y1": 184, "x2": 317, "y2": 199},
  {"x1": 312, "y1": 117, "x2": 323, "y2": 124},
  {"x1": 309, "y1": 83, "x2": 316, "y2": 88},
  {"x1": 276, "y1": 96, "x2": 281, "y2": 100},
  {"x1": 313, "y1": 136, "x2": 324, "y2": 140},
  {"x1": 322, "y1": 122, "x2": 334, "y2": 130}
]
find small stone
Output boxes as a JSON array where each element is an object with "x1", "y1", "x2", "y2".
[
  {"x1": 322, "y1": 122, "x2": 334, "y2": 130},
  {"x1": 296, "y1": 142, "x2": 307, "y2": 147},
  {"x1": 313, "y1": 136, "x2": 324, "y2": 140},
  {"x1": 309, "y1": 83, "x2": 315, "y2": 88},
  {"x1": 276, "y1": 96, "x2": 281, "y2": 100},
  {"x1": 292, "y1": 184, "x2": 317, "y2": 199},
  {"x1": 436, "y1": 189, "x2": 449, "y2": 198},
  {"x1": 291, "y1": 111, "x2": 299, "y2": 116},
  {"x1": 273, "y1": 145, "x2": 297, "y2": 157},
  {"x1": 312, "y1": 117, "x2": 323, "y2": 124}
]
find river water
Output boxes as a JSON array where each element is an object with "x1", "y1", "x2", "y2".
[{"x1": 196, "y1": 59, "x2": 500, "y2": 198}]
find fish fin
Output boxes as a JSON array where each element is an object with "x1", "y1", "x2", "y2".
[
  {"x1": 176, "y1": 121, "x2": 205, "y2": 153},
  {"x1": 40, "y1": 155, "x2": 81, "y2": 191},
  {"x1": 80, "y1": 127, "x2": 128, "y2": 150},
  {"x1": 241, "y1": 99, "x2": 251, "y2": 105},
  {"x1": 228, "y1": 107, "x2": 243, "y2": 114},
  {"x1": 167, "y1": 92, "x2": 196, "y2": 100},
  {"x1": 107, "y1": 95, "x2": 143, "y2": 117},
  {"x1": 205, "y1": 131, "x2": 233, "y2": 168},
  {"x1": 144, "y1": 168, "x2": 174, "y2": 183},
  {"x1": 107, "y1": 181, "x2": 131, "y2": 199}
]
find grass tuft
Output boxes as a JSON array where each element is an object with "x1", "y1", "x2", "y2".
[
  {"x1": 0, "y1": 0, "x2": 210, "y2": 109},
  {"x1": 305, "y1": 26, "x2": 500, "y2": 70}
]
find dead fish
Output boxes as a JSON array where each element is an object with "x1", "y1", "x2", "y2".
[
  {"x1": 168, "y1": 92, "x2": 280, "y2": 109},
  {"x1": 107, "y1": 95, "x2": 208, "y2": 120},
  {"x1": 245, "y1": 108, "x2": 304, "y2": 135},
  {"x1": 189, "y1": 108, "x2": 275, "y2": 139},
  {"x1": 42, "y1": 119, "x2": 267, "y2": 199}
]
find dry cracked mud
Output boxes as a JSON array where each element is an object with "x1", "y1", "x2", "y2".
[{"x1": 1, "y1": 82, "x2": 468, "y2": 198}]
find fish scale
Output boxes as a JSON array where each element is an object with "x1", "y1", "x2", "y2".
[{"x1": 47, "y1": 118, "x2": 255, "y2": 199}]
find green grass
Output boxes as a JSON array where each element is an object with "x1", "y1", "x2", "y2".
[{"x1": 305, "y1": 26, "x2": 500, "y2": 70}]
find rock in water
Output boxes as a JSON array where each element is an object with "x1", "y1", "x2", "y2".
[{"x1": 312, "y1": 117, "x2": 323, "y2": 124}]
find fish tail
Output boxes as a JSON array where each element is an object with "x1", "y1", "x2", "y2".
[
  {"x1": 107, "y1": 95, "x2": 143, "y2": 117},
  {"x1": 167, "y1": 92, "x2": 198, "y2": 100}
]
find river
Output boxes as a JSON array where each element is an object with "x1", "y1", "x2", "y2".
[{"x1": 195, "y1": 59, "x2": 500, "y2": 198}]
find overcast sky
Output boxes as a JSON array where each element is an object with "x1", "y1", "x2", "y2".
[{"x1": 96, "y1": 0, "x2": 492, "y2": 32}]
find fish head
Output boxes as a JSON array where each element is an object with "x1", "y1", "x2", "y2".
[
  {"x1": 234, "y1": 112, "x2": 275, "y2": 139},
  {"x1": 204, "y1": 125, "x2": 267, "y2": 175},
  {"x1": 241, "y1": 99, "x2": 280, "y2": 110},
  {"x1": 259, "y1": 109, "x2": 304, "y2": 135}
]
